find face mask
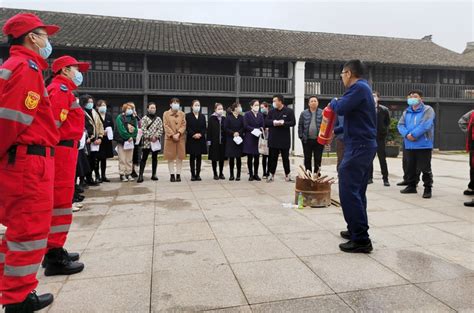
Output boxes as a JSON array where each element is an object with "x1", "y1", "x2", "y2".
[
  {"x1": 98, "y1": 106, "x2": 107, "y2": 114},
  {"x1": 72, "y1": 70, "x2": 83, "y2": 86},
  {"x1": 216, "y1": 109, "x2": 224, "y2": 116},
  {"x1": 193, "y1": 106, "x2": 200, "y2": 113},
  {"x1": 261, "y1": 108, "x2": 268, "y2": 114},
  {"x1": 34, "y1": 35, "x2": 53, "y2": 59},
  {"x1": 235, "y1": 107, "x2": 242, "y2": 114},
  {"x1": 148, "y1": 109, "x2": 156, "y2": 115},
  {"x1": 272, "y1": 102, "x2": 278, "y2": 109},
  {"x1": 171, "y1": 103, "x2": 180, "y2": 111},
  {"x1": 252, "y1": 106, "x2": 260, "y2": 113},
  {"x1": 126, "y1": 109, "x2": 133, "y2": 116},
  {"x1": 407, "y1": 98, "x2": 420, "y2": 106},
  {"x1": 85, "y1": 102, "x2": 94, "y2": 110}
]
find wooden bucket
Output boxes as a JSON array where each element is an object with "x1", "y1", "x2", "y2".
[{"x1": 294, "y1": 176, "x2": 331, "y2": 208}]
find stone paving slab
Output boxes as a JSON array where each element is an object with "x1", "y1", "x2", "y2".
[{"x1": 6, "y1": 154, "x2": 470, "y2": 312}]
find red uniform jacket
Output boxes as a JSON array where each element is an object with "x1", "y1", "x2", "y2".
[
  {"x1": 47, "y1": 75, "x2": 84, "y2": 141},
  {"x1": 0, "y1": 46, "x2": 59, "y2": 158}
]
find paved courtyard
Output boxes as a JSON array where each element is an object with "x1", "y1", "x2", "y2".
[{"x1": 29, "y1": 153, "x2": 473, "y2": 312}]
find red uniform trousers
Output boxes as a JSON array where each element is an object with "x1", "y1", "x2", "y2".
[
  {"x1": 47, "y1": 142, "x2": 78, "y2": 249},
  {"x1": 0, "y1": 146, "x2": 54, "y2": 304}
]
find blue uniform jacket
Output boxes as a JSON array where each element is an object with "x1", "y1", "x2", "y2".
[
  {"x1": 397, "y1": 103, "x2": 435, "y2": 150},
  {"x1": 329, "y1": 79, "x2": 377, "y2": 149}
]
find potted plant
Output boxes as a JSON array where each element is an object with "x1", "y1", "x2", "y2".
[{"x1": 385, "y1": 118, "x2": 402, "y2": 158}]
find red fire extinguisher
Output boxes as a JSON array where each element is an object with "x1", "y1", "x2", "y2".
[{"x1": 317, "y1": 105, "x2": 337, "y2": 145}]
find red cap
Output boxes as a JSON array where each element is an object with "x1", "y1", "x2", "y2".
[
  {"x1": 52, "y1": 56, "x2": 90, "y2": 73},
  {"x1": 2, "y1": 13, "x2": 60, "y2": 38}
]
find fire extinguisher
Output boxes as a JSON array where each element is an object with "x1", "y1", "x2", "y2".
[{"x1": 317, "y1": 105, "x2": 337, "y2": 145}]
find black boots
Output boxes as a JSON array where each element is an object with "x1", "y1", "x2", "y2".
[
  {"x1": 383, "y1": 179, "x2": 390, "y2": 187},
  {"x1": 400, "y1": 186, "x2": 417, "y2": 194},
  {"x1": 4, "y1": 291, "x2": 54, "y2": 313},
  {"x1": 43, "y1": 248, "x2": 84, "y2": 276},
  {"x1": 42, "y1": 250, "x2": 79, "y2": 268},
  {"x1": 176, "y1": 174, "x2": 181, "y2": 182},
  {"x1": 170, "y1": 174, "x2": 176, "y2": 182},
  {"x1": 137, "y1": 163, "x2": 145, "y2": 183},
  {"x1": 423, "y1": 187, "x2": 432, "y2": 199},
  {"x1": 339, "y1": 240, "x2": 373, "y2": 253}
]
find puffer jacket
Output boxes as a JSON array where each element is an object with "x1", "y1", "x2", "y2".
[
  {"x1": 298, "y1": 108, "x2": 323, "y2": 143},
  {"x1": 398, "y1": 103, "x2": 435, "y2": 150}
]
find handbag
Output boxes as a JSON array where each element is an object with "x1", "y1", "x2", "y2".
[{"x1": 258, "y1": 128, "x2": 269, "y2": 155}]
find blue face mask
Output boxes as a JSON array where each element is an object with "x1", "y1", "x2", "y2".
[
  {"x1": 72, "y1": 70, "x2": 83, "y2": 86},
  {"x1": 85, "y1": 102, "x2": 94, "y2": 110},
  {"x1": 35, "y1": 37, "x2": 53, "y2": 59},
  {"x1": 126, "y1": 109, "x2": 133, "y2": 116},
  {"x1": 261, "y1": 108, "x2": 268, "y2": 114},
  {"x1": 98, "y1": 106, "x2": 107, "y2": 114},
  {"x1": 407, "y1": 98, "x2": 420, "y2": 106}
]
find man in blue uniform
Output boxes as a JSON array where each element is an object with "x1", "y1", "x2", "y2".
[{"x1": 329, "y1": 60, "x2": 377, "y2": 253}]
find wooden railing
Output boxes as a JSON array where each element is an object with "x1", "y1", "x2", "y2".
[
  {"x1": 82, "y1": 71, "x2": 143, "y2": 90},
  {"x1": 149, "y1": 73, "x2": 235, "y2": 93},
  {"x1": 305, "y1": 79, "x2": 345, "y2": 96},
  {"x1": 240, "y1": 76, "x2": 293, "y2": 95},
  {"x1": 371, "y1": 82, "x2": 438, "y2": 98},
  {"x1": 440, "y1": 84, "x2": 474, "y2": 99}
]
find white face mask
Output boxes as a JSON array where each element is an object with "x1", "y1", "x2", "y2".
[
  {"x1": 193, "y1": 106, "x2": 200, "y2": 113},
  {"x1": 171, "y1": 102, "x2": 180, "y2": 111},
  {"x1": 216, "y1": 109, "x2": 224, "y2": 116},
  {"x1": 272, "y1": 102, "x2": 278, "y2": 109},
  {"x1": 252, "y1": 105, "x2": 259, "y2": 112},
  {"x1": 235, "y1": 107, "x2": 242, "y2": 114}
]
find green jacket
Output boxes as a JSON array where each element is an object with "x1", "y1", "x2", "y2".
[{"x1": 114, "y1": 114, "x2": 138, "y2": 143}]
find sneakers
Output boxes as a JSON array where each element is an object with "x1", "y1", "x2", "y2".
[
  {"x1": 3, "y1": 291, "x2": 54, "y2": 313},
  {"x1": 128, "y1": 175, "x2": 135, "y2": 182},
  {"x1": 72, "y1": 203, "x2": 83, "y2": 212},
  {"x1": 464, "y1": 188, "x2": 474, "y2": 196},
  {"x1": 120, "y1": 175, "x2": 128, "y2": 182},
  {"x1": 285, "y1": 174, "x2": 293, "y2": 182},
  {"x1": 339, "y1": 240, "x2": 373, "y2": 253}
]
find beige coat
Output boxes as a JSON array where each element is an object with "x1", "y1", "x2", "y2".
[
  {"x1": 163, "y1": 109, "x2": 186, "y2": 160},
  {"x1": 85, "y1": 109, "x2": 105, "y2": 140}
]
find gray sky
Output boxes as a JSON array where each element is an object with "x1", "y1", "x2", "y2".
[{"x1": 3, "y1": 0, "x2": 473, "y2": 53}]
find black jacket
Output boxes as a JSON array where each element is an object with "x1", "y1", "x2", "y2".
[
  {"x1": 265, "y1": 106, "x2": 296, "y2": 149},
  {"x1": 207, "y1": 115, "x2": 226, "y2": 161},
  {"x1": 224, "y1": 113, "x2": 244, "y2": 158},
  {"x1": 376, "y1": 104, "x2": 390, "y2": 140},
  {"x1": 185, "y1": 112, "x2": 207, "y2": 155}
]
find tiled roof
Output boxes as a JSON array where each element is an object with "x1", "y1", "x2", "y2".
[{"x1": 1, "y1": 8, "x2": 473, "y2": 69}]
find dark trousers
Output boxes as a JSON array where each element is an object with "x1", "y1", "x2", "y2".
[
  {"x1": 269, "y1": 148, "x2": 290, "y2": 176},
  {"x1": 87, "y1": 151, "x2": 99, "y2": 180},
  {"x1": 99, "y1": 159, "x2": 108, "y2": 178},
  {"x1": 302, "y1": 139, "x2": 324, "y2": 173},
  {"x1": 406, "y1": 149, "x2": 433, "y2": 189},
  {"x1": 247, "y1": 154, "x2": 260, "y2": 177},
  {"x1": 133, "y1": 144, "x2": 142, "y2": 166},
  {"x1": 339, "y1": 145, "x2": 377, "y2": 242},
  {"x1": 212, "y1": 160, "x2": 224, "y2": 176},
  {"x1": 229, "y1": 157, "x2": 242, "y2": 177},
  {"x1": 139, "y1": 148, "x2": 158, "y2": 176},
  {"x1": 469, "y1": 151, "x2": 474, "y2": 190},
  {"x1": 369, "y1": 138, "x2": 389, "y2": 180},
  {"x1": 336, "y1": 139, "x2": 344, "y2": 172},
  {"x1": 190, "y1": 154, "x2": 202, "y2": 177},
  {"x1": 262, "y1": 155, "x2": 269, "y2": 177}
]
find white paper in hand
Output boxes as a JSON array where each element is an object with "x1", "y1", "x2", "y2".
[
  {"x1": 90, "y1": 143, "x2": 100, "y2": 152},
  {"x1": 233, "y1": 136, "x2": 243, "y2": 145},
  {"x1": 106, "y1": 127, "x2": 114, "y2": 140},
  {"x1": 123, "y1": 141, "x2": 135, "y2": 150},
  {"x1": 151, "y1": 140, "x2": 161, "y2": 152},
  {"x1": 251, "y1": 128, "x2": 262, "y2": 137}
]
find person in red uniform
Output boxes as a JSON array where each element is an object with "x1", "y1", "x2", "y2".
[
  {"x1": 0, "y1": 13, "x2": 60, "y2": 312},
  {"x1": 42, "y1": 56, "x2": 90, "y2": 276}
]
